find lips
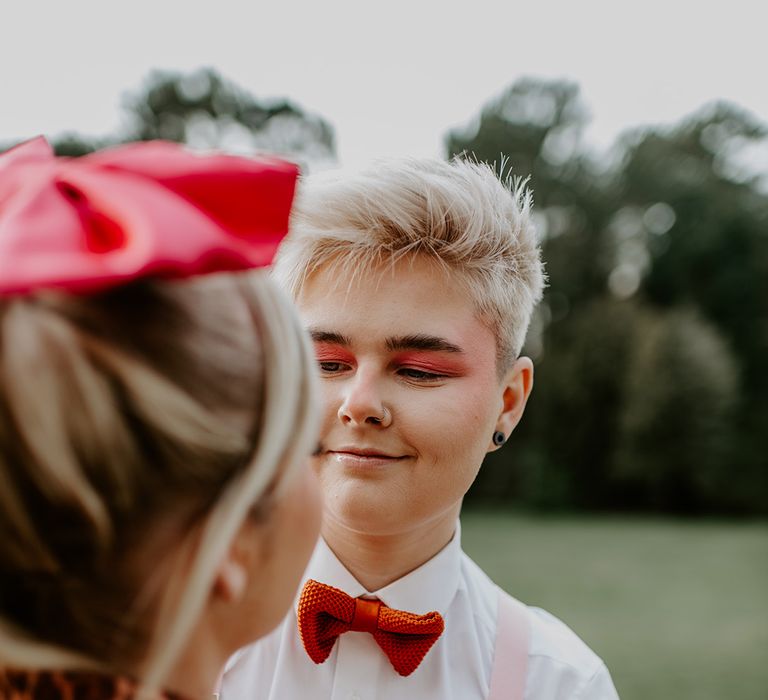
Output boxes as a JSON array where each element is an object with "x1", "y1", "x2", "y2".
[
  {"x1": 330, "y1": 447, "x2": 403, "y2": 459},
  {"x1": 326, "y1": 447, "x2": 408, "y2": 467}
]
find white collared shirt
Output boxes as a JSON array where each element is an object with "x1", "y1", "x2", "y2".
[{"x1": 222, "y1": 522, "x2": 619, "y2": 700}]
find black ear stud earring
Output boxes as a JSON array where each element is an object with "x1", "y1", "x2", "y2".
[{"x1": 492, "y1": 430, "x2": 506, "y2": 446}]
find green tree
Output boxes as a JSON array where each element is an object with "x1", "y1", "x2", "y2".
[
  {"x1": 3, "y1": 67, "x2": 336, "y2": 169},
  {"x1": 49, "y1": 133, "x2": 105, "y2": 157},
  {"x1": 120, "y1": 68, "x2": 336, "y2": 168},
  {"x1": 455, "y1": 79, "x2": 768, "y2": 513},
  {"x1": 617, "y1": 103, "x2": 768, "y2": 497},
  {"x1": 612, "y1": 308, "x2": 739, "y2": 511},
  {"x1": 447, "y1": 79, "x2": 618, "y2": 308}
]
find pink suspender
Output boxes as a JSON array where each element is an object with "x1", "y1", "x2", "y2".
[{"x1": 487, "y1": 588, "x2": 531, "y2": 700}]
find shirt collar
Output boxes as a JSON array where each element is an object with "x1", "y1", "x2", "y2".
[{"x1": 298, "y1": 521, "x2": 462, "y2": 616}]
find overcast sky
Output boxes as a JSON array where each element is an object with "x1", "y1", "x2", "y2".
[{"x1": 3, "y1": 0, "x2": 765, "y2": 167}]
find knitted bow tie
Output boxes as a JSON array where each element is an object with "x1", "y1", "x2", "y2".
[{"x1": 297, "y1": 579, "x2": 445, "y2": 677}]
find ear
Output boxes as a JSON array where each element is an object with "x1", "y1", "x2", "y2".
[
  {"x1": 212, "y1": 520, "x2": 257, "y2": 603},
  {"x1": 213, "y1": 557, "x2": 248, "y2": 603},
  {"x1": 488, "y1": 357, "x2": 534, "y2": 452}
]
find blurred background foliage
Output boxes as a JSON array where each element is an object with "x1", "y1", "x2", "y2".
[
  {"x1": 48, "y1": 67, "x2": 336, "y2": 169},
  {"x1": 447, "y1": 79, "x2": 768, "y2": 515},
  {"x1": 3, "y1": 69, "x2": 766, "y2": 515}
]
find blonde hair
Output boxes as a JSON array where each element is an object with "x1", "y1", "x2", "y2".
[
  {"x1": 0, "y1": 271, "x2": 317, "y2": 688},
  {"x1": 274, "y1": 157, "x2": 545, "y2": 366}
]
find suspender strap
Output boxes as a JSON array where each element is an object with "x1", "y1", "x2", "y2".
[{"x1": 487, "y1": 588, "x2": 530, "y2": 700}]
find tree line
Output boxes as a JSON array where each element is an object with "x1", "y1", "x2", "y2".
[
  {"x1": 449, "y1": 80, "x2": 767, "y2": 514},
  {"x1": 3, "y1": 69, "x2": 766, "y2": 514}
]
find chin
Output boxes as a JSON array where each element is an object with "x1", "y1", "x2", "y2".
[{"x1": 328, "y1": 498, "x2": 411, "y2": 537}]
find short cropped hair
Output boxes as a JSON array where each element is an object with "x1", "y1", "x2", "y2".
[{"x1": 274, "y1": 157, "x2": 545, "y2": 366}]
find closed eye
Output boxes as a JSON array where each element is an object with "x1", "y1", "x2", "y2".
[
  {"x1": 318, "y1": 361, "x2": 349, "y2": 374},
  {"x1": 397, "y1": 367, "x2": 446, "y2": 382}
]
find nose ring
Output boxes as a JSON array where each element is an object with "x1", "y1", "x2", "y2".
[{"x1": 372, "y1": 406, "x2": 391, "y2": 425}]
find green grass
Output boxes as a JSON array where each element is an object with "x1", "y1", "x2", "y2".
[{"x1": 460, "y1": 511, "x2": 768, "y2": 700}]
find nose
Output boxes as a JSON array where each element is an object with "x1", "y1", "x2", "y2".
[{"x1": 337, "y1": 368, "x2": 392, "y2": 428}]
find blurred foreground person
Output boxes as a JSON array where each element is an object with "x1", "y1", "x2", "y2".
[
  {"x1": 222, "y1": 159, "x2": 620, "y2": 699},
  {"x1": 0, "y1": 139, "x2": 321, "y2": 700}
]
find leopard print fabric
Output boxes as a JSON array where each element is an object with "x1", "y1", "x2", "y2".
[{"x1": 0, "y1": 670, "x2": 189, "y2": 700}]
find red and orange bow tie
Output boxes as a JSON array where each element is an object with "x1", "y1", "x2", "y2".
[{"x1": 297, "y1": 579, "x2": 445, "y2": 677}]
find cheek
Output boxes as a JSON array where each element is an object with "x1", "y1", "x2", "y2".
[
  {"x1": 296, "y1": 468, "x2": 323, "y2": 538},
  {"x1": 242, "y1": 468, "x2": 321, "y2": 640},
  {"x1": 317, "y1": 383, "x2": 341, "y2": 435},
  {"x1": 455, "y1": 378, "x2": 502, "y2": 429},
  {"x1": 403, "y1": 383, "x2": 499, "y2": 460},
  {"x1": 275, "y1": 468, "x2": 322, "y2": 561}
]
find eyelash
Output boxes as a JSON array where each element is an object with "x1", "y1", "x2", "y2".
[
  {"x1": 397, "y1": 367, "x2": 445, "y2": 382},
  {"x1": 318, "y1": 361, "x2": 349, "y2": 374},
  {"x1": 317, "y1": 361, "x2": 446, "y2": 383}
]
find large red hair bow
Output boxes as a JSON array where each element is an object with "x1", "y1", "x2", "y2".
[{"x1": 0, "y1": 137, "x2": 298, "y2": 295}]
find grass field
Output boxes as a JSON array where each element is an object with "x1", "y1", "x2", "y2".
[{"x1": 460, "y1": 511, "x2": 768, "y2": 700}]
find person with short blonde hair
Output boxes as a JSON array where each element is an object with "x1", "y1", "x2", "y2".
[
  {"x1": 223, "y1": 157, "x2": 619, "y2": 699},
  {"x1": 274, "y1": 158, "x2": 544, "y2": 367},
  {"x1": 0, "y1": 139, "x2": 322, "y2": 700}
]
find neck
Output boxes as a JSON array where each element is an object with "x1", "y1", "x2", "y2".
[
  {"x1": 164, "y1": 627, "x2": 225, "y2": 700},
  {"x1": 321, "y1": 506, "x2": 460, "y2": 591}
]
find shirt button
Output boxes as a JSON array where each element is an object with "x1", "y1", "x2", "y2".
[{"x1": 349, "y1": 694, "x2": 361, "y2": 700}]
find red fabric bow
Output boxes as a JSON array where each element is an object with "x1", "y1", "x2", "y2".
[
  {"x1": 297, "y1": 579, "x2": 445, "y2": 677},
  {"x1": 0, "y1": 137, "x2": 298, "y2": 295}
]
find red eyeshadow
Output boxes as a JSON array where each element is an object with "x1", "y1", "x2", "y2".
[
  {"x1": 391, "y1": 352, "x2": 466, "y2": 376},
  {"x1": 313, "y1": 343, "x2": 355, "y2": 364}
]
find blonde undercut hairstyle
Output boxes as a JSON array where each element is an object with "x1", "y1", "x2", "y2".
[
  {"x1": 273, "y1": 157, "x2": 545, "y2": 367},
  {"x1": 0, "y1": 272, "x2": 318, "y2": 689}
]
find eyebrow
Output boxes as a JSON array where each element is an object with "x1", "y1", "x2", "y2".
[
  {"x1": 309, "y1": 329, "x2": 352, "y2": 346},
  {"x1": 308, "y1": 328, "x2": 462, "y2": 355},
  {"x1": 386, "y1": 334, "x2": 463, "y2": 354}
]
